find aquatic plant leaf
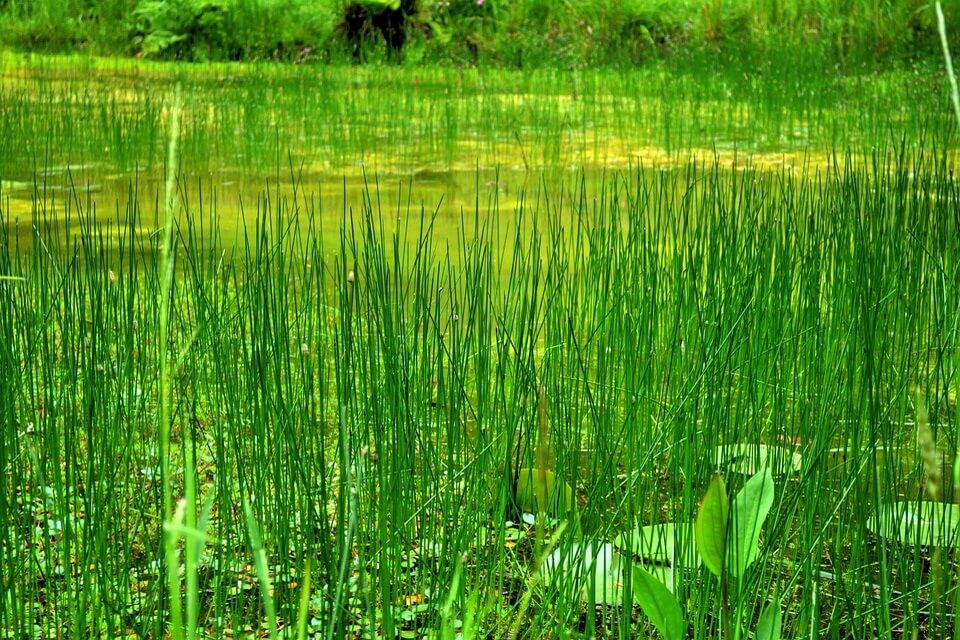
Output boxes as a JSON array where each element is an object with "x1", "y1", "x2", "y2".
[
  {"x1": 728, "y1": 468, "x2": 775, "y2": 577},
  {"x1": 823, "y1": 446, "x2": 891, "y2": 474},
  {"x1": 632, "y1": 565, "x2": 684, "y2": 640},
  {"x1": 715, "y1": 444, "x2": 802, "y2": 475},
  {"x1": 584, "y1": 543, "x2": 625, "y2": 605},
  {"x1": 695, "y1": 473, "x2": 728, "y2": 578},
  {"x1": 515, "y1": 468, "x2": 575, "y2": 516},
  {"x1": 613, "y1": 522, "x2": 699, "y2": 567},
  {"x1": 867, "y1": 501, "x2": 960, "y2": 547},
  {"x1": 755, "y1": 599, "x2": 783, "y2": 640},
  {"x1": 542, "y1": 542, "x2": 627, "y2": 605}
]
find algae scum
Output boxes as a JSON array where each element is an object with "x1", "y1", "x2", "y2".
[{"x1": 1, "y1": 56, "x2": 960, "y2": 639}]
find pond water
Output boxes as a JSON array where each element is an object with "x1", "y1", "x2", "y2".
[{"x1": 0, "y1": 54, "x2": 952, "y2": 252}]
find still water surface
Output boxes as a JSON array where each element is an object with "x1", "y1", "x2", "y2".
[{"x1": 0, "y1": 55, "x2": 950, "y2": 250}]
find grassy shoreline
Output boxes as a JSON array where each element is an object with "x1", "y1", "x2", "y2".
[{"x1": 0, "y1": 0, "x2": 958, "y2": 68}]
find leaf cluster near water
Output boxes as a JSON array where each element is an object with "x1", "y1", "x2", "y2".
[{"x1": 695, "y1": 469, "x2": 775, "y2": 578}]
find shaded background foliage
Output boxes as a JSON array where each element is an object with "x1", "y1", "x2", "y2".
[{"x1": 0, "y1": 0, "x2": 955, "y2": 67}]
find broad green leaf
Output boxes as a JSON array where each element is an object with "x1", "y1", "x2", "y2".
[
  {"x1": 585, "y1": 544, "x2": 625, "y2": 605},
  {"x1": 728, "y1": 468, "x2": 775, "y2": 577},
  {"x1": 632, "y1": 565, "x2": 685, "y2": 640},
  {"x1": 867, "y1": 501, "x2": 960, "y2": 547},
  {"x1": 515, "y1": 468, "x2": 575, "y2": 516},
  {"x1": 695, "y1": 473, "x2": 729, "y2": 577},
  {"x1": 755, "y1": 599, "x2": 783, "y2": 640},
  {"x1": 642, "y1": 563, "x2": 676, "y2": 594},
  {"x1": 613, "y1": 522, "x2": 699, "y2": 567}
]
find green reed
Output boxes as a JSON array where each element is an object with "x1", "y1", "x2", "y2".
[{"x1": 1, "y1": 142, "x2": 959, "y2": 638}]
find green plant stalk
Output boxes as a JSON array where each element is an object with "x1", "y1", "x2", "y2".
[
  {"x1": 936, "y1": 3, "x2": 960, "y2": 131},
  {"x1": 440, "y1": 555, "x2": 463, "y2": 640},
  {"x1": 722, "y1": 570, "x2": 732, "y2": 640},
  {"x1": 956, "y1": 352, "x2": 960, "y2": 640},
  {"x1": 160, "y1": 84, "x2": 184, "y2": 640},
  {"x1": 164, "y1": 501, "x2": 187, "y2": 638},
  {"x1": 183, "y1": 426, "x2": 199, "y2": 640},
  {"x1": 936, "y1": 5, "x2": 960, "y2": 639},
  {"x1": 244, "y1": 500, "x2": 279, "y2": 640},
  {"x1": 325, "y1": 407, "x2": 357, "y2": 640},
  {"x1": 296, "y1": 558, "x2": 312, "y2": 640}
]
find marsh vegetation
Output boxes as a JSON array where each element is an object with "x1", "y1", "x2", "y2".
[{"x1": 1, "y1": 7, "x2": 960, "y2": 640}]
